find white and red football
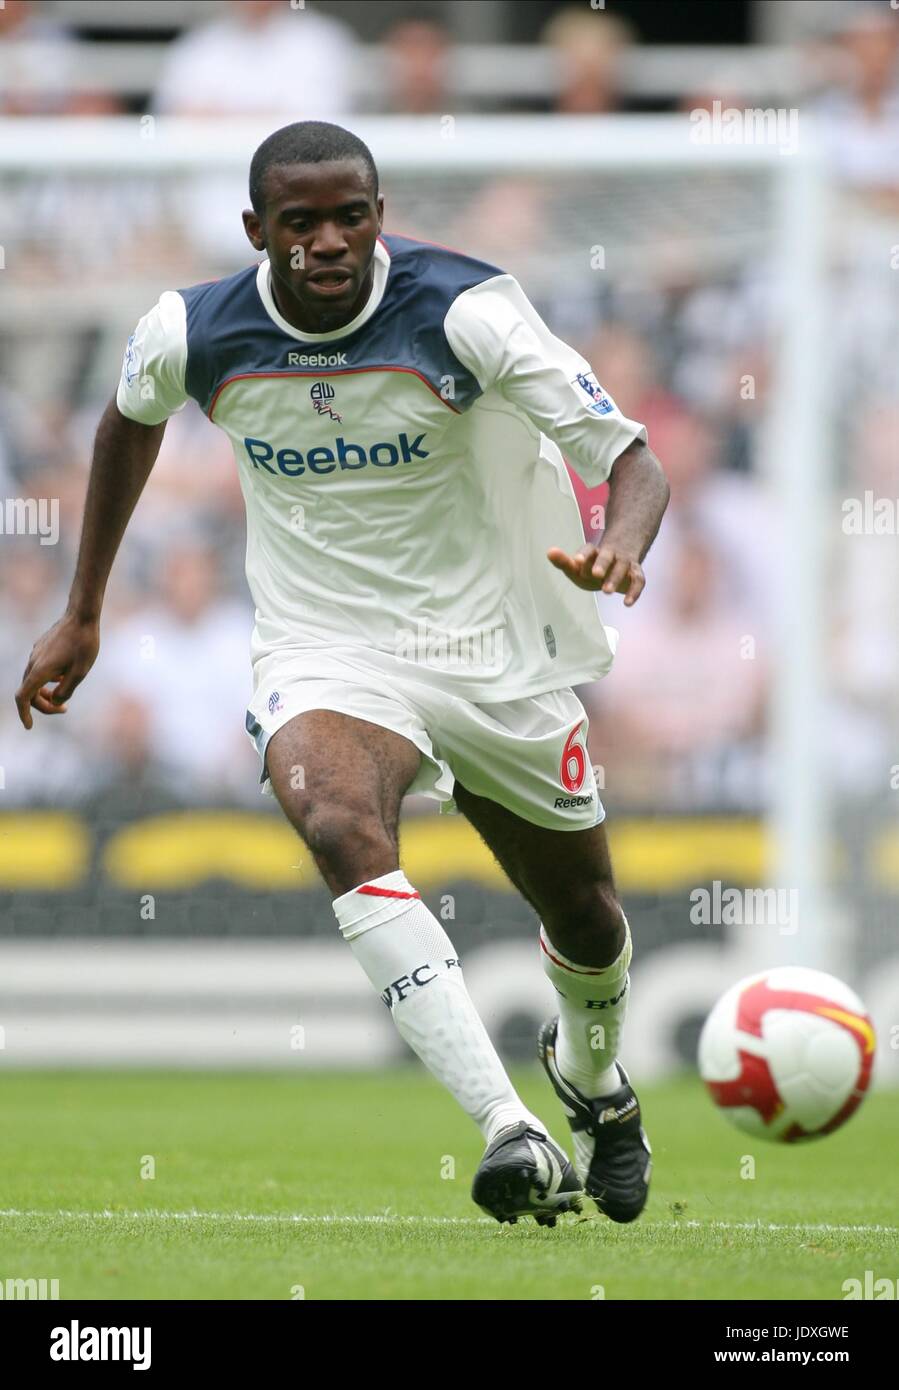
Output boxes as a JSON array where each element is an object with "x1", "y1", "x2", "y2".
[{"x1": 698, "y1": 967, "x2": 875, "y2": 1142}]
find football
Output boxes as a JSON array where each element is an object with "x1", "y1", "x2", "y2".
[{"x1": 698, "y1": 967, "x2": 876, "y2": 1142}]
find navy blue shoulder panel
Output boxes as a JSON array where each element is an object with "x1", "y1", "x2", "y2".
[
  {"x1": 179, "y1": 265, "x2": 262, "y2": 415},
  {"x1": 374, "y1": 234, "x2": 504, "y2": 408},
  {"x1": 379, "y1": 232, "x2": 504, "y2": 290},
  {"x1": 178, "y1": 237, "x2": 506, "y2": 416}
]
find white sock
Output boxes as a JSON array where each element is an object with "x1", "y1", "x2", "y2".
[
  {"x1": 539, "y1": 914, "x2": 632, "y2": 1099},
  {"x1": 333, "y1": 869, "x2": 545, "y2": 1145}
]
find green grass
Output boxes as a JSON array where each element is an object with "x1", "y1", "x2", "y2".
[{"x1": 0, "y1": 1070, "x2": 895, "y2": 1300}]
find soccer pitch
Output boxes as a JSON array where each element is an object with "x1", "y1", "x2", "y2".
[{"x1": 0, "y1": 1070, "x2": 894, "y2": 1301}]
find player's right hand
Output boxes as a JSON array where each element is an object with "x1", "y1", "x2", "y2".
[{"x1": 15, "y1": 613, "x2": 100, "y2": 730}]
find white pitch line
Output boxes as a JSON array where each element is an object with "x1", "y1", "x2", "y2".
[
  {"x1": 0, "y1": 1209, "x2": 487, "y2": 1226},
  {"x1": 0, "y1": 1209, "x2": 895, "y2": 1235},
  {"x1": 681, "y1": 1220, "x2": 899, "y2": 1235}
]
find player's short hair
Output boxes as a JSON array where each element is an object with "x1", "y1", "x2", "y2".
[{"x1": 249, "y1": 121, "x2": 379, "y2": 216}]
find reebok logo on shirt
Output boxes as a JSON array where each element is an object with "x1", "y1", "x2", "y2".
[
  {"x1": 244, "y1": 433, "x2": 429, "y2": 476},
  {"x1": 287, "y1": 352, "x2": 348, "y2": 366}
]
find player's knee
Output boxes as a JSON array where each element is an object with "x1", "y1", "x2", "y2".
[
  {"x1": 299, "y1": 800, "x2": 398, "y2": 892},
  {"x1": 541, "y1": 877, "x2": 624, "y2": 964}
]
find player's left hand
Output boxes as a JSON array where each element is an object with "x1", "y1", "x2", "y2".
[{"x1": 547, "y1": 541, "x2": 646, "y2": 606}]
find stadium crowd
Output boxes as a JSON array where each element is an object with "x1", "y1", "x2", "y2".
[{"x1": 1, "y1": 1, "x2": 897, "y2": 815}]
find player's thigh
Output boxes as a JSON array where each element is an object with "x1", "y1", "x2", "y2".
[
  {"x1": 265, "y1": 709, "x2": 422, "y2": 876},
  {"x1": 453, "y1": 779, "x2": 615, "y2": 904},
  {"x1": 434, "y1": 685, "x2": 602, "y2": 835}
]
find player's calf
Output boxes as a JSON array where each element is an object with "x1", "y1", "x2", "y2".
[{"x1": 538, "y1": 901, "x2": 632, "y2": 1100}]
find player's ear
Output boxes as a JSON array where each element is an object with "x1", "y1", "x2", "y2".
[
  {"x1": 376, "y1": 194, "x2": 384, "y2": 232},
  {"x1": 242, "y1": 209, "x2": 266, "y2": 252}
]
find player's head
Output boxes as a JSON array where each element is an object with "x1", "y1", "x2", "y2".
[{"x1": 243, "y1": 121, "x2": 384, "y2": 332}]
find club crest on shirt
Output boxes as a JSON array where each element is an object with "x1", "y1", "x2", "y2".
[
  {"x1": 572, "y1": 370, "x2": 615, "y2": 416},
  {"x1": 310, "y1": 380, "x2": 342, "y2": 423}
]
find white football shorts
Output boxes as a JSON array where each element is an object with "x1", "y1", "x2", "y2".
[{"x1": 244, "y1": 646, "x2": 604, "y2": 832}]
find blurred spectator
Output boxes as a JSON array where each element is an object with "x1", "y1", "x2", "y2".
[
  {"x1": 82, "y1": 694, "x2": 183, "y2": 817},
  {"x1": 822, "y1": 406, "x2": 899, "y2": 799},
  {"x1": 667, "y1": 271, "x2": 772, "y2": 426},
  {"x1": 96, "y1": 540, "x2": 255, "y2": 803},
  {"x1": 0, "y1": 386, "x2": 32, "y2": 491},
  {"x1": 814, "y1": 8, "x2": 899, "y2": 207},
  {"x1": 610, "y1": 406, "x2": 781, "y2": 631},
  {"x1": 0, "y1": 543, "x2": 66, "y2": 679},
  {"x1": 540, "y1": 8, "x2": 635, "y2": 115},
  {"x1": 0, "y1": 0, "x2": 123, "y2": 115},
  {"x1": 113, "y1": 402, "x2": 247, "y2": 574},
  {"x1": 447, "y1": 177, "x2": 552, "y2": 282},
  {"x1": 0, "y1": 541, "x2": 84, "y2": 804},
  {"x1": 831, "y1": 405, "x2": 899, "y2": 713},
  {"x1": 377, "y1": 16, "x2": 453, "y2": 115},
  {"x1": 586, "y1": 532, "x2": 769, "y2": 811},
  {"x1": 153, "y1": 0, "x2": 359, "y2": 268},
  {"x1": 0, "y1": 0, "x2": 74, "y2": 116},
  {"x1": 811, "y1": 9, "x2": 899, "y2": 419},
  {"x1": 154, "y1": 0, "x2": 358, "y2": 117}
]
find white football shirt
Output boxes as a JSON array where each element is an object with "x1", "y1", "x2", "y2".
[{"x1": 116, "y1": 233, "x2": 647, "y2": 701}]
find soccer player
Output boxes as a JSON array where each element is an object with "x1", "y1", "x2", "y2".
[{"x1": 16, "y1": 122, "x2": 669, "y2": 1226}]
